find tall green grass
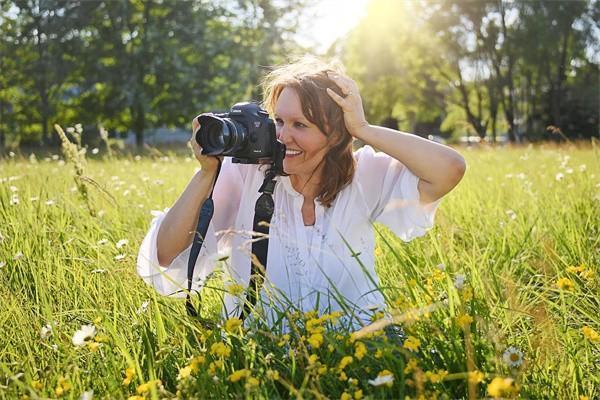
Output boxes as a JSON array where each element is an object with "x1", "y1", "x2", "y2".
[{"x1": 0, "y1": 140, "x2": 598, "y2": 399}]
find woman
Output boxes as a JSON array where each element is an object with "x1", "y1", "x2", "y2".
[{"x1": 137, "y1": 57, "x2": 466, "y2": 328}]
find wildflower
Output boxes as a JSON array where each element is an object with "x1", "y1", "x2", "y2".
[
  {"x1": 178, "y1": 366, "x2": 193, "y2": 380},
  {"x1": 224, "y1": 317, "x2": 243, "y2": 333},
  {"x1": 368, "y1": 370, "x2": 394, "y2": 387},
  {"x1": 582, "y1": 326, "x2": 599, "y2": 342},
  {"x1": 555, "y1": 173, "x2": 564, "y2": 181},
  {"x1": 72, "y1": 324, "x2": 96, "y2": 346},
  {"x1": 457, "y1": 314, "x2": 474, "y2": 328},
  {"x1": 123, "y1": 367, "x2": 135, "y2": 385},
  {"x1": 136, "y1": 379, "x2": 160, "y2": 394},
  {"x1": 210, "y1": 342, "x2": 231, "y2": 358},
  {"x1": 354, "y1": 342, "x2": 367, "y2": 360},
  {"x1": 189, "y1": 355, "x2": 206, "y2": 373},
  {"x1": 318, "y1": 365, "x2": 327, "y2": 375},
  {"x1": 436, "y1": 263, "x2": 446, "y2": 271},
  {"x1": 87, "y1": 342, "x2": 101, "y2": 352},
  {"x1": 45, "y1": 199, "x2": 55, "y2": 206},
  {"x1": 10, "y1": 194, "x2": 19, "y2": 205},
  {"x1": 308, "y1": 354, "x2": 319, "y2": 364},
  {"x1": 55, "y1": 376, "x2": 71, "y2": 397},
  {"x1": 341, "y1": 392, "x2": 352, "y2": 400},
  {"x1": 136, "y1": 300, "x2": 150, "y2": 314},
  {"x1": 307, "y1": 333, "x2": 324, "y2": 349},
  {"x1": 468, "y1": 370, "x2": 485, "y2": 383},
  {"x1": 0, "y1": 261, "x2": 5, "y2": 269},
  {"x1": 338, "y1": 356, "x2": 353, "y2": 370},
  {"x1": 116, "y1": 239, "x2": 129, "y2": 249},
  {"x1": 31, "y1": 380, "x2": 43, "y2": 390},
  {"x1": 556, "y1": 277, "x2": 574, "y2": 291},
  {"x1": 127, "y1": 396, "x2": 144, "y2": 400},
  {"x1": 375, "y1": 349, "x2": 383, "y2": 359},
  {"x1": 338, "y1": 371, "x2": 348, "y2": 381},
  {"x1": 266, "y1": 370, "x2": 279, "y2": 380},
  {"x1": 487, "y1": 376, "x2": 519, "y2": 398},
  {"x1": 277, "y1": 334, "x2": 290, "y2": 347},
  {"x1": 97, "y1": 239, "x2": 108, "y2": 246},
  {"x1": 228, "y1": 369, "x2": 251, "y2": 382},
  {"x1": 245, "y1": 377, "x2": 259, "y2": 389},
  {"x1": 40, "y1": 324, "x2": 53, "y2": 339},
  {"x1": 502, "y1": 346, "x2": 524, "y2": 368},
  {"x1": 454, "y1": 274, "x2": 466, "y2": 290},
  {"x1": 404, "y1": 358, "x2": 418, "y2": 374},
  {"x1": 354, "y1": 389, "x2": 363, "y2": 399},
  {"x1": 403, "y1": 336, "x2": 421, "y2": 352},
  {"x1": 14, "y1": 252, "x2": 23, "y2": 261},
  {"x1": 505, "y1": 209, "x2": 517, "y2": 220},
  {"x1": 425, "y1": 369, "x2": 448, "y2": 383},
  {"x1": 226, "y1": 283, "x2": 245, "y2": 296},
  {"x1": 114, "y1": 254, "x2": 126, "y2": 261}
]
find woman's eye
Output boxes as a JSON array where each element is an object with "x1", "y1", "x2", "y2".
[
  {"x1": 294, "y1": 122, "x2": 307, "y2": 128},
  {"x1": 275, "y1": 119, "x2": 283, "y2": 126}
]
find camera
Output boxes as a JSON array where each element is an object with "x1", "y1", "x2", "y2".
[{"x1": 195, "y1": 102, "x2": 284, "y2": 165}]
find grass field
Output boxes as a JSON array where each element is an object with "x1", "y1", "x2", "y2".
[{"x1": 0, "y1": 137, "x2": 598, "y2": 399}]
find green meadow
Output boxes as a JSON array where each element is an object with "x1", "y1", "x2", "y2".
[{"x1": 0, "y1": 140, "x2": 598, "y2": 399}]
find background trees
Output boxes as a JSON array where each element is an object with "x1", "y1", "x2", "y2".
[{"x1": 0, "y1": 0, "x2": 597, "y2": 151}]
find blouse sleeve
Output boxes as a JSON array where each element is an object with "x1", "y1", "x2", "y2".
[
  {"x1": 136, "y1": 158, "x2": 244, "y2": 296},
  {"x1": 354, "y1": 145, "x2": 442, "y2": 242}
]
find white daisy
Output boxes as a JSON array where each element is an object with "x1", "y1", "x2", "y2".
[
  {"x1": 80, "y1": 390, "x2": 94, "y2": 400},
  {"x1": 116, "y1": 239, "x2": 129, "y2": 249},
  {"x1": 502, "y1": 346, "x2": 524, "y2": 368},
  {"x1": 91, "y1": 148, "x2": 99, "y2": 155},
  {"x1": 97, "y1": 239, "x2": 109, "y2": 246},
  {"x1": 136, "y1": 300, "x2": 151, "y2": 314},
  {"x1": 40, "y1": 324, "x2": 53, "y2": 339},
  {"x1": 555, "y1": 172, "x2": 564, "y2": 181},
  {"x1": 72, "y1": 324, "x2": 96, "y2": 346},
  {"x1": 114, "y1": 254, "x2": 126, "y2": 261},
  {"x1": 91, "y1": 269, "x2": 106, "y2": 274},
  {"x1": 368, "y1": 373, "x2": 394, "y2": 387}
]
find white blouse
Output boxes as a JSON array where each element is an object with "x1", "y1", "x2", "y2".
[{"x1": 137, "y1": 145, "x2": 442, "y2": 325}]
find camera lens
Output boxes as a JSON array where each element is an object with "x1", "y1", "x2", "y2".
[{"x1": 196, "y1": 115, "x2": 247, "y2": 156}]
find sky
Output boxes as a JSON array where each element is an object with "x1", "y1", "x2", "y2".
[{"x1": 294, "y1": 0, "x2": 370, "y2": 53}]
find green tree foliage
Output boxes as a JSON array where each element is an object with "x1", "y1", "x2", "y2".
[
  {"x1": 0, "y1": 0, "x2": 304, "y2": 150},
  {"x1": 342, "y1": 0, "x2": 599, "y2": 142}
]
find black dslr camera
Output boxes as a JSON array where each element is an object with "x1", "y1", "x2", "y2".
[{"x1": 195, "y1": 102, "x2": 285, "y2": 165}]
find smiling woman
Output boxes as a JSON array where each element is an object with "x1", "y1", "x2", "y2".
[{"x1": 137, "y1": 55, "x2": 466, "y2": 329}]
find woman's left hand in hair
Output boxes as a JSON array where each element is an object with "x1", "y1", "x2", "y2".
[{"x1": 326, "y1": 72, "x2": 369, "y2": 138}]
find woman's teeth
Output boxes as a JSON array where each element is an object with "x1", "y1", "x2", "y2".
[{"x1": 285, "y1": 150, "x2": 303, "y2": 157}]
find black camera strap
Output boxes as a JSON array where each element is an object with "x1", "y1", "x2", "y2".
[
  {"x1": 184, "y1": 163, "x2": 279, "y2": 324},
  {"x1": 185, "y1": 160, "x2": 222, "y2": 325}
]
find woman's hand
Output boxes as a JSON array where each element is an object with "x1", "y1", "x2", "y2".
[
  {"x1": 326, "y1": 72, "x2": 369, "y2": 139},
  {"x1": 189, "y1": 116, "x2": 222, "y2": 173}
]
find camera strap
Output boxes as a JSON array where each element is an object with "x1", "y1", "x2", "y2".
[
  {"x1": 184, "y1": 162, "x2": 278, "y2": 325},
  {"x1": 184, "y1": 160, "x2": 222, "y2": 327}
]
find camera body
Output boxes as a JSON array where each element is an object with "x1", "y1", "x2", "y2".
[{"x1": 195, "y1": 102, "x2": 283, "y2": 165}]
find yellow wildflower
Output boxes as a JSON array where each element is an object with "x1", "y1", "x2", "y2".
[
  {"x1": 556, "y1": 277, "x2": 574, "y2": 291},
  {"x1": 245, "y1": 377, "x2": 259, "y2": 389},
  {"x1": 123, "y1": 367, "x2": 135, "y2": 385},
  {"x1": 318, "y1": 365, "x2": 328, "y2": 375},
  {"x1": 307, "y1": 333, "x2": 324, "y2": 349},
  {"x1": 226, "y1": 283, "x2": 245, "y2": 296},
  {"x1": 224, "y1": 318, "x2": 243, "y2": 333},
  {"x1": 228, "y1": 369, "x2": 251, "y2": 382},
  {"x1": 425, "y1": 369, "x2": 448, "y2": 383},
  {"x1": 306, "y1": 317, "x2": 324, "y2": 332},
  {"x1": 266, "y1": 369, "x2": 280, "y2": 380},
  {"x1": 340, "y1": 392, "x2": 352, "y2": 400},
  {"x1": 566, "y1": 265, "x2": 586, "y2": 274},
  {"x1": 189, "y1": 355, "x2": 206, "y2": 373},
  {"x1": 355, "y1": 342, "x2": 367, "y2": 360},
  {"x1": 339, "y1": 371, "x2": 348, "y2": 381},
  {"x1": 308, "y1": 354, "x2": 319, "y2": 364},
  {"x1": 404, "y1": 358, "x2": 418, "y2": 374},
  {"x1": 128, "y1": 397, "x2": 145, "y2": 400},
  {"x1": 54, "y1": 377, "x2": 71, "y2": 397},
  {"x1": 582, "y1": 326, "x2": 599, "y2": 342},
  {"x1": 461, "y1": 287, "x2": 473, "y2": 301},
  {"x1": 338, "y1": 356, "x2": 353, "y2": 370},
  {"x1": 178, "y1": 366, "x2": 193, "y2": 380},
  {"x1": 432, "y1": 268, "x2": 445, "y2": 281},
  {"x1": 304, "y1": 310, "x2": 318, "y2": 319},
  {"x1": 580, "y1": 396, "x2": 589, "y2": 400},
  {"x1": 210, "y1": 342, "x2": 231, "y2": 358},
  {"x1": 94, "y1": 316, "x2": 102, "y2": 325},
  {"x1": 87, "y1": 341, "x2": 101, "y2": 352},
  {"x1": 487, "y1": 377, "x2": 518, "y2": 398},
  {"x1": 31, "y1": 380, "x2": 43, "y2": 391},
  {"x1": 457, "y1": 314, "x2": 474, "y2": 328},
  {"x1": 468, "y1": 370, "x2": 485, "y2": 383},
  {"x1": 579, "y1": 269, "x2": 595, "y2": 280},
  {"x1": 328, "y1": 344, "x2": 335, "y2": 352},
  {"x1": 277, "y1": 334, "x2": 290, "y2": 347},
  {"x1": 354, "y1": 389, "x2": 363, "y2": 399},
  {"x1": 403, "y1": 336, "x2": 421, "y2": 352},
  {"x1": 375, "y1": 349, "x2": 383, "y2": 359},
  {"x1": 136, "y1": 379, "x2": 160, "y2": 394}
]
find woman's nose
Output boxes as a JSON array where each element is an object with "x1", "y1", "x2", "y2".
[{"x1": 276, "y1": 125, "x2": 291, "y2": 143}]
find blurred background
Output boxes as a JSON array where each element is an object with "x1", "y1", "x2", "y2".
[{"x1": 0, "y1": 0, "x2": 598, "y2": 151}]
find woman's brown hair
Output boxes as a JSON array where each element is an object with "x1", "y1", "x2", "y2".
[{"x1": 261, "y1": 56, "x2": 356, "y2": 208}]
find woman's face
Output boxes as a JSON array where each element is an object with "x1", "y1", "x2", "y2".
[{"x1": 274, "y1": 87, "x2": 329, "y2": 179}]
